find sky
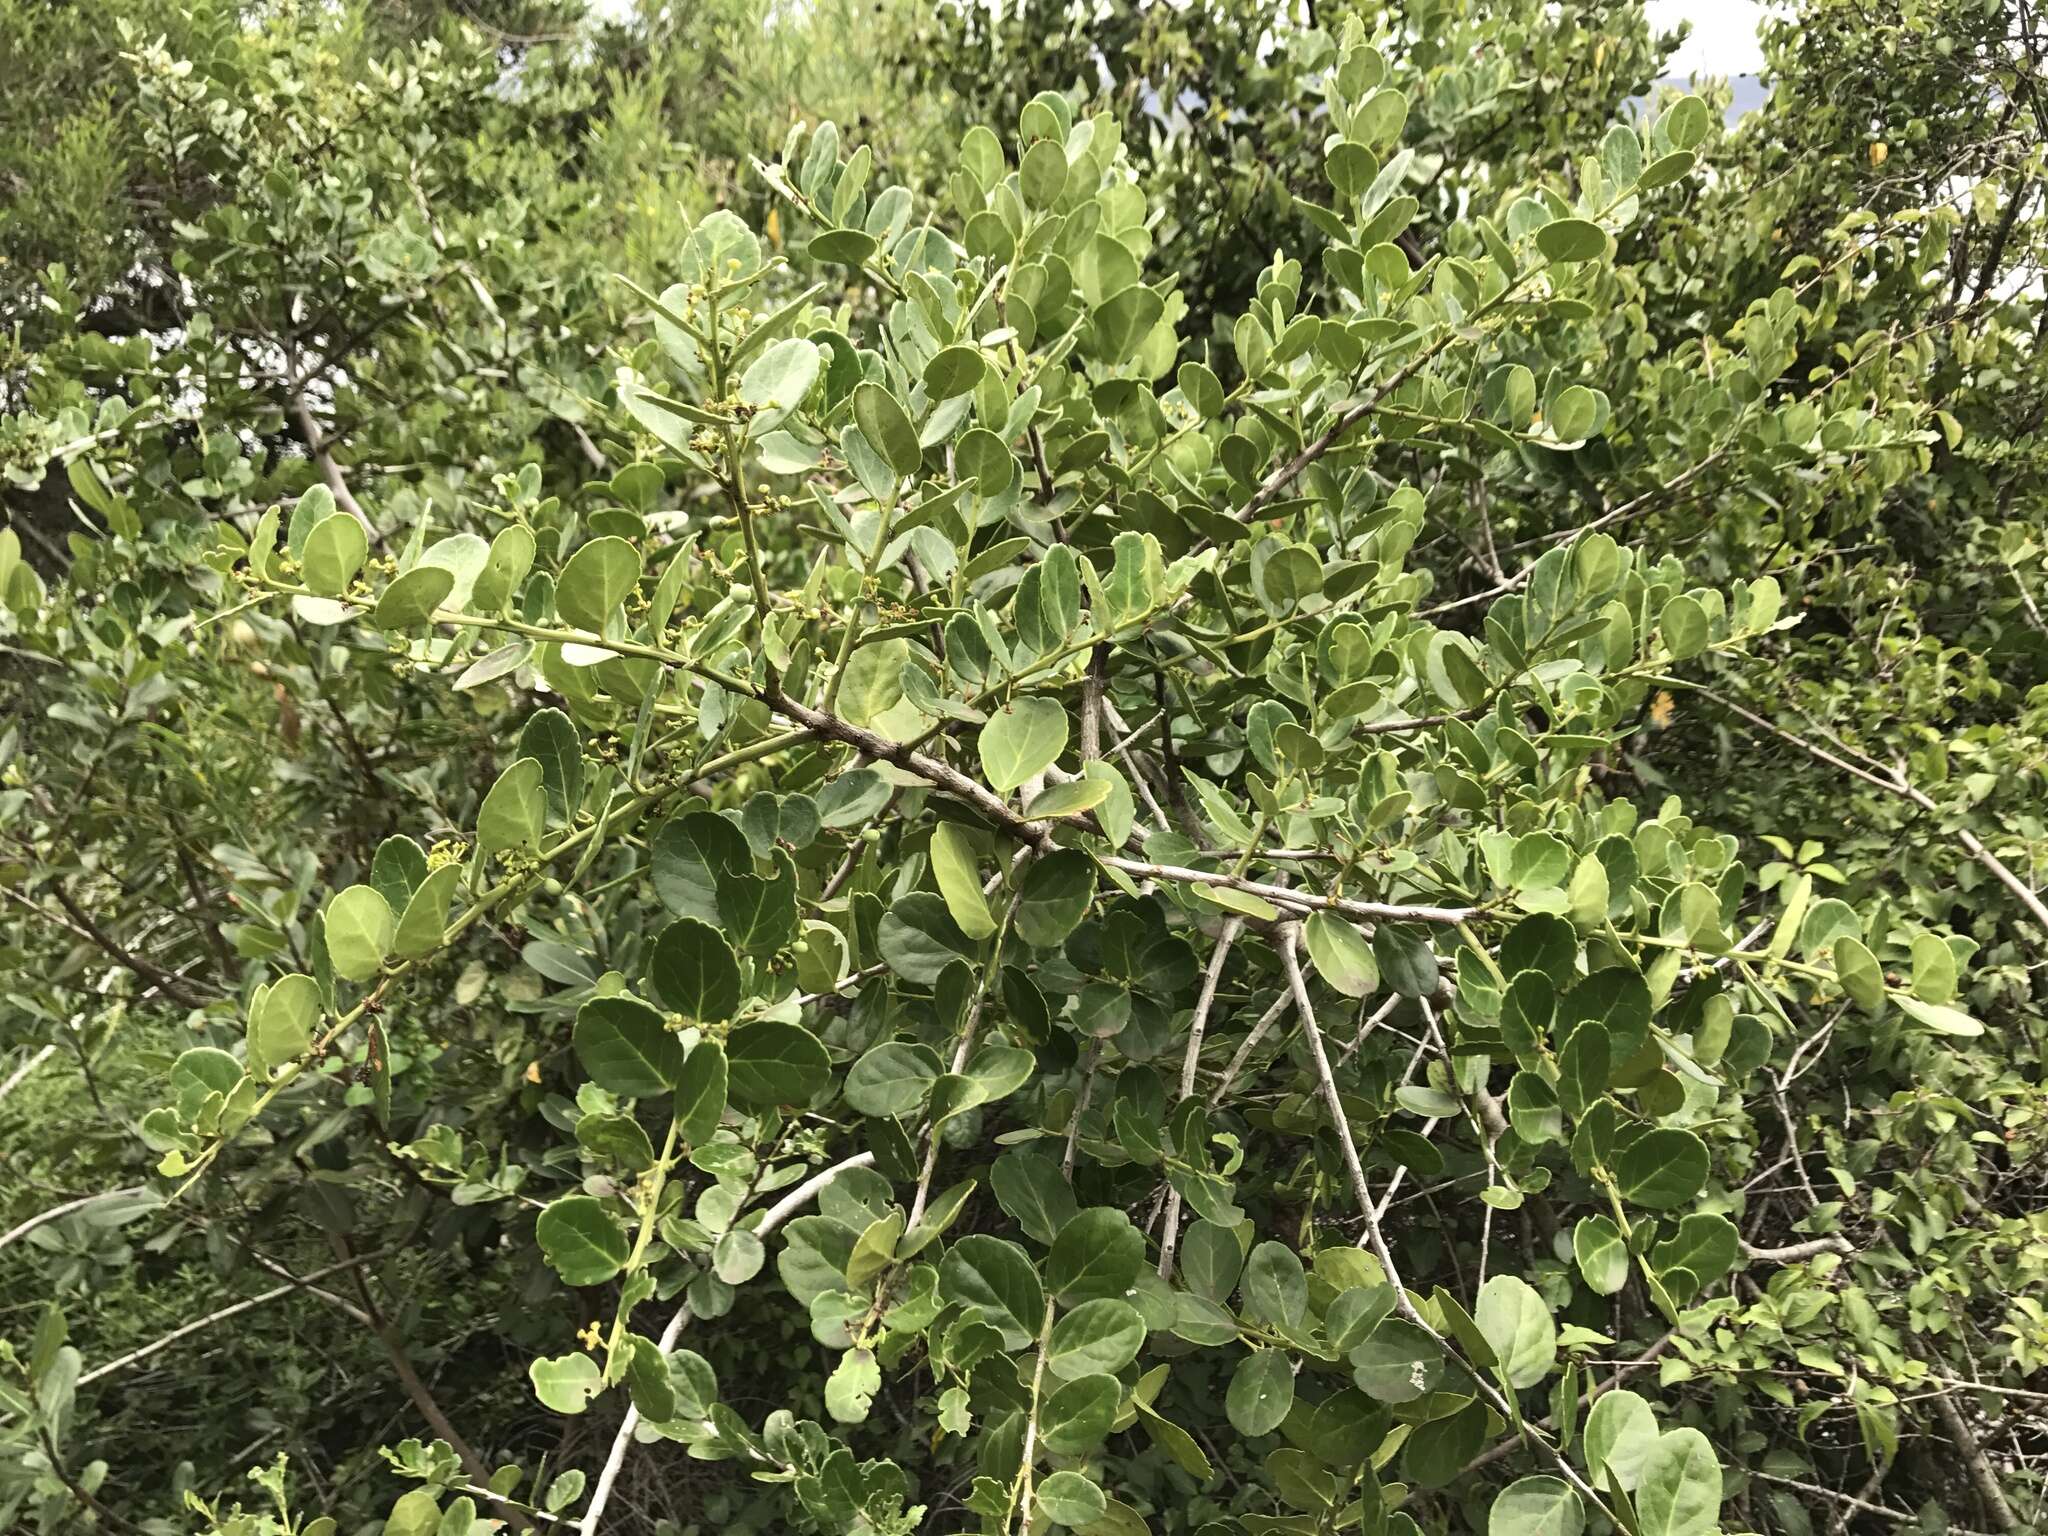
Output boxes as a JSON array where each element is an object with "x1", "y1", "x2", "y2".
[
  {"x1": 1646, "y1": 0, "x2": 1771, "y2": 78},
  {"x1": 588, "y1": 1, "x2": 1777, "y2": 92}
]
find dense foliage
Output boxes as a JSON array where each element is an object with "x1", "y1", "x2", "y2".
[{"x1": 3, "y1": 4, "x2": 2045, "y2": 1536}]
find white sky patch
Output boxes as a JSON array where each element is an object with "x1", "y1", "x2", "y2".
[{"x1": 1645, "y1": 0, "x2": 1771, "y2": 78}]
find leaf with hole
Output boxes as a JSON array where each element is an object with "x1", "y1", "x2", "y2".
[{"x1": 529, "y1": 1352, "x2": 605, "y2": 1414}]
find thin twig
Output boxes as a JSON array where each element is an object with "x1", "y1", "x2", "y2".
[
  {"x1": 1284, "y1": 935, "x2": 1614, "y2": 1515},
  {"x1": 0, "y1": 1186, "x2": 151, "y2": 1256},
  {"x1": 0, "y1": 1043, "x2": 57, "y2": 1105},
  {"x1": 577, "y1": 1152, "x2": 877, "y2": 1536},
  {"x1": 1158, "y1": 920, "x2": 1242, "y2": 1280},
  {"x1": 1672, "y1": 679, "x2": 2048, "y2": 937},
  {"x1": 76, "y1": 1246, "x2": 402, "y2": 1386}
]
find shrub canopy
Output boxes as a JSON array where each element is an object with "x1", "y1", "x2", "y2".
[{"x1": 2, "y1": 4, "x2": 2046, "y2": 1536}]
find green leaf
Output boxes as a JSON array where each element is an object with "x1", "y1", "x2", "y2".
[
  {"x1": 663, "y1": 1349, "x2": 718, "y2": 1420},
  {"x1": 725, "y1": 1020, "x2": 830, "y2": 1107},
  {"x1": 714, "y1": 1227, "x2": 765, "y2": 1285},
  {"x1": 474, "y1": 524, "x2": 537, "y2": 615},
  {"x1": 1045, "y1": 1298, "x2": 1145, "y2": 1380},
  {"x1": 1572, "y1": 1216, "x2": 1629, "y2": 1297},
  {"x1": 1375, "y1": 926, "x2": 1440, "y2": 997},
  {"x1": 1094, "y1": 283, "x2": 1167, "y2": 364},
  {"x1": 844, "y1": 1040, "x2": 942, "y2": 1118},
  {"x1": 518, "y1": 709, "x2": 585, "y2": 826},
  {"x1": 929, "y1": 823, "x2": 997, "y2": 940},
  {"x1": 324, "y1": 886, "x2": 394, "y2": 983},
  {"x1": 1046, "y1": 1207, "x2": 1143, "y2": 1302},
  {"x1": 1475, "y1": 1274, "x2": 1557, "y2": 1389},
  {"x1": 979, "y1": 697, "x2": 1069, "y2": 793},
  {"x1": 1582, "y1": 1389, "x2": 1659, "y2": 1492},
  {"x1": 651, "y1": 811, "x2": 751, "y2": 925},
  {"x1": 991, "y1": 1148, "x2": 1078, "y2": 1244},
  {"x1": 391, "y1": 863, "x2": 459, "y2": 960},
  {"x1": 1896, "y1": 994, "x2": 1986, "y2": 1037},
  {"x1": 1024, "y1": 777, "x2": 1112, "y2": 819},
  {"x1": 370, "y1": 836, "x2": 427, "y2": 916},
  {"x1": 172, "y1": 1047, "x2": 243, "y2": 1119},
  {"x1": 648, "y1": 917, "x2": 743, "y2": 1024},
  {"x1": 824, "y1": 1346, "x2": 880, "y2": 1424},
  {"x1": 1037, "y1": 1470, "x2": 1107, "y2": 1528},
  {"x1": 956, "y1": 427, "x2": 1016, "y2": 496},
  {"x1": 1638, "y1": 147, "x2": 1698, "y2": 192},
  {"x1": 680, "y1": 208, "x2": 761, "y2": 284},
  {"x1": 1613, "y1": 1129, "x2": 1709, "y2": 1210},
  {"x1": 923, "y1": 344, "x2": 987, "y2": 399},
  {"x1": 938, "y1": 1234, "x2": 1043, "y2": 1349},
  {"x1": 948, "y1": 1044, "x2": 1036, "y2": 1120},
  {"x1": 1490, "y1": 1476, "x2": 1585, "y2": 1536},
  {"x1": 303, "y1": 514, "x2": 368, "y2": 597},
  {"x1": 878, "y1": 892, "x2": 980, "y2": 985},
  {"x1": 536, "y1": 1195, "x2": 630, "y2": 1286},
  {"x1": 1350, "y1": 1318, "x2": 1443, "y2": 1403},
  {"x1": 1406, "y1": 1398, "x2": 1488, "y2": 1489},
  {"x1": 1508, "y1": 1072, "x2": 1563, "y2": 1144},
  {"x1": 1227, "y1": 1350, "x2": 1295, "y2": 1436},
  {"x1": 1510, "y1": 832, "x2": 1571, "y2": 892},
  {"x1": 1662, "y1": 95, "x2": 1711, "y2": 151},
  {"x1": 477, "y1": 757, "x2": 546, "y2": 856},
  {"x1": 1019, "y1": 138, "x2": 1068, "y2": 208},
  {"x1": 574, "y1": 996, "x2": 685, "y2": 1097},
  {"x1": 1658, "y1": 594, "x2": 1708, "y2": 660},
  {"x1": 1557, "y1": 1023, "x2": 1611, "y2": 1120},
  {"x1": 623, "y1": 1336, "x2": 677, "y2": 1421},
  {"x1": 1013, "y1": 849, "x2": 1095, "y2": 948},
  {"x1": 385, "y1": 1490, "x2": 439, "y2": 1536},
  {"x1": 1421, "y1": 632, "x2": 1486, "y2": 710},
  {"x1": 1635, "y1": 1428, "x2": 1721, "y2": 1536},
  {"x1": 249, "y1": 973, "x2": 320, "y2": 1074},
  {"x1": 852, "y1": 381, "x2": 922, "y2": 477},
  {"x1": 1536, "y1": 218, "x2": 1608, "y2": 263},
  {"x1": 578, "y1": 1112, "x2": 655, "y2": 1171},
  {"x1": 372, "y1": 565, "x2": 453, "y2": 629},
  {"x1": 1039, "y1": 1373, "x2": 1119, "y2": 1455},
  {"x1": 1833, "y1": 935, "x2": 1886, "y2": 1013},
  {"x1": 809, "y1": 227, "x2": 879, "y2": 265},
  {"x1": 556, "y1": 536, "x2": 643, "y2": 630},
  {"x1": 900, "y1": 1179, "x2": 974, "y2": 1259},
  {"x1": 960, "y1": 124, "x2": 1004, "y2": 189},
  {"x1": 1304, "y1": 912, "x2": 1379, "y2": 998},
  {"x1": 1243, "y1": 1240, "x2": 1308, "y2": 1327},
  {"x1": 675, "y1": 1039, "x2": 727, "y2": 1145},
  {"x1": 1325, "y1": 1284, "x2": 1395, "y2": 1353},
  {"x1": 529, "y1": 1352, "x2": 605, "y2": 1414},
  {"x1": 739, "y1": 337, "x2": 820, "y2": 432},
  {"x1": 1549, "y1": 384, "x2": 1601, "y2": 443},
  {"x1": 1181, "y1": 1220, "x2": 1245, "y2": 1301},
  {"x1": 1651, "y1": 1213, "x2": 1738, "y2": 1290}
]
